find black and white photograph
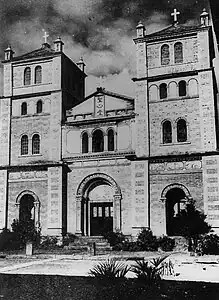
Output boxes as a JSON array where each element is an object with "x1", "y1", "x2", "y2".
[{"x1": 0, "y1": 0, "x2": 219, "y2": 299}]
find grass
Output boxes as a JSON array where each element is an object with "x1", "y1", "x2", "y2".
[{"x1": 0, "y1": 274, "x2": 219, "y2": 300}]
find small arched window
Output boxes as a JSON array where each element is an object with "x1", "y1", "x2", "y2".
[
  {"x1": 177, "y1": 119, "x2": 187, "y2": 142},
  {"x1": 21, "y1": 135, "x2": 28, "y2": 155},
  {"x1": 82, "y1": 132, "x2": 89, "y2": 153},
  {"x1": 32, "y1": 134, "x2": 40, "y2": 154},
  {"x1": 36, "y1": 100, "x2": 42, "y2": 114},
  {"x1": 92, "y1": 129, "x2": 104, "y2": 152},
  {"x1": 174, "y1": 42, "x2": 183, "y2": 64},
  {"x1": 21, "y1": 102, "x2": 27, "y2": 115},
  {"x1": 163, "y1": 121, "x2": 172, "y2": 144},
  {"x1": 161, "y1": 44, "x2": 170, "y2": 65},
  {"x1": 159, "y1": 83, "x2": 167, "y2": 99},
  {"x1": 24, "y1": 67, "x2": 31, "y2": 85},
  {"x1": 35, "y1": 66, "x2": 42, "y2": 84},
  {"x1": 108, "y1": 129, "x2": 114, "y2": 151},
  {"x1": 179, "y1": 80, "x2": 187, "y2": 97}
]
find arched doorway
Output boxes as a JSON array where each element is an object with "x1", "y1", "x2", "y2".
[
  {"x1": 16, "y1": 191, "x2": 40, "y2": 229},
  {"x1": 161, "y1": 184, "x2": 192, "y2": 236},
  {"x1": 76, "y1": 173, "x2": 122, "y2": 236}
]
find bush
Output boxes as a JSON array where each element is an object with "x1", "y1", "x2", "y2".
[
  {"x1": 131, "y1": 255, "x2": 169, "y2": 284},
  {"x1": 88, "y1": 258, "x2": 131, "y2": 280},
  {"x1": 63, "y1": 233, "x2": 77, "y2": 246},
  {"x1": 137, "y1": 228, "x2": 159, "y2": 251},
  {"x1": 174, "y1": 201, "x2": 211, "y2": 251},
  {"x1": 158, "y1": 236, "x2": 175, "y2": 252},
  {"x1": 11, "y1": 219, "x2": 40, "y2": 248},
  {"x1": 196, "y1": 234, "x2": 219, "y2": 255},
  {"x1": 0, "y1": 228, "x2": 20, "y2": 251},
  {"x1": 103, "y1": 230, "x2": 126, "y2": 247},
  {"x1": 38, "y1": 235, "x2": 60, "y2": 250}
]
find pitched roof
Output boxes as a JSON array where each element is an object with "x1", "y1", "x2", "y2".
[
  {"x1": 143, "y1": 24, "x2": 208, "y2": 41},
  {"x1": 85, "y1": 87, "x2": 134, "y2": 102},
  {"x1": 11, "y1": 43, "x2": 58, "y2": 62}
]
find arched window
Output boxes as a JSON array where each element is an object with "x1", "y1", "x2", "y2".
[
  {"x1": 177, "y1": 119, "x2": 187, "y2": 142},
  {"x1": 32, "y1": 134, "x2": 40, "y2": 154},
  {"x1": 21, "y1": 102, "x2": 27, "y2": 115},
  {"x1": 21, "y1": 135, "x2": 28, "y2": 155},
  {"x1": 163, "y1": 121, "x2": 172, "y2": 144},
  {"x1": 34, "y1": 66, "x2": 42, "y2": 84},
  {"x1": 108, "y1": 129, "x2": 114, "y2": 151},
  {"x1": 159, "y1": 83, "x2": 167, "y2": 99},
  {"x1": 174, "y1": 42, "x2": 183, "y2": 64},
  {"x1": 92, "y1": 129, "x2": 104, "y2": 152},
  {"x1": 24, "y1": 67, "x2": 31, "y2": 85},
  {"x1": 36, "y1": 100, "x2": 42, "y2": 114},
  {"x1": 82, "y1": 132, "x2": 89, "y2": 153},
  {"x1": 188, "y1": 79, "x2": 199, "y2": 97},
  {"x1": 179, "y1": 80, "x2": 187, "y2": 97},
  {"x1": 161, "y1": 44, "x2": 170, "y2": 65}
]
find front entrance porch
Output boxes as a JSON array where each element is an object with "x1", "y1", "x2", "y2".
[{"x1": 75, "y1": 173, "x2": 122, "y2": 236}]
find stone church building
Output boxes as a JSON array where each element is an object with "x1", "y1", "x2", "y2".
[{"x1": 0, "y1": 8, "x2": 219, "y2": 238}]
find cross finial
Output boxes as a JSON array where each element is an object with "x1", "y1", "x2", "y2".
[
  {"x1": 43, "y1": 31, "x2": 49, "y2": 44},
  {"x1": 171, "y1": 8, "x2": 180, "y2": 24}
]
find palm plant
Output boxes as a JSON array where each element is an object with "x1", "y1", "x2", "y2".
[
  {"x1": 131, "y1": 255, "x2": 169, "y2": 284},
  {"x1": 88, "y1": 258, "x2": 131, "y2": 280}
]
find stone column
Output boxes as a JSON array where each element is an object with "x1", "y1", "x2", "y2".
[
  {"x1": 34, "y1": 202, "x2": 40, "y2": 230},
  {"x1": 104, "y1": 133, "x2": 107, "y2": 151},
  {"x1": 88, "y1": 134, "x2": 92, "y2": 153},
  {"x1": 114, "y1": 132, "x2": 117, "y2": 151},
  {"x1": 113, "y1": 194, "x2": 122, "y2": 231},
  {"x1": 75, "y1": 195, "x2": 82, "y2": 235}
]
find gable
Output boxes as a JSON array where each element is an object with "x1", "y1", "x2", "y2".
[{"x1": 69, "y1": 91, "x2": 134, "y2": 118}]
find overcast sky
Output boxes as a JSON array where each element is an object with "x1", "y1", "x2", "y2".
[{"x1": 0, "y1": 0, "x2": 208, "y2": 97}]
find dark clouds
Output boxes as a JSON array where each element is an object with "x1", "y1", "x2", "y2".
[{"x1": 0, "y1": 0, "x2": 209, "y2": 95}]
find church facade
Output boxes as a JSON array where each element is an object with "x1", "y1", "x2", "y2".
[{"x1": 0, "y1": 8, "x2": 219, "y2": 238}]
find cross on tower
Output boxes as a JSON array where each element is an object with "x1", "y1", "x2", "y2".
[
  {"x1": 43, "y1": 31, "x2": 49, "y2": 44},
  {"x1": 171, "y1": 8, "x2": 180, "y2": 24}
]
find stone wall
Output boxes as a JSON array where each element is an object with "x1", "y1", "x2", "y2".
[
  {"x1": 66, "y1": 158, "x2": 132, "y2": 235},
  {"x1": 149, "y1": 159, "x2": 203, "y2": 236},
  {"x1": 8, "y1": 170, "x2": 48, "y2": 234}
]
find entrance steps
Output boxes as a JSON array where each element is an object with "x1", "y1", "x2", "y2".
[{"x1": 66, "y1": 236, "x2": 112, "y2": 254}]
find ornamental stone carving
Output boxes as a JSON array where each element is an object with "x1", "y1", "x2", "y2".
[{"x1": 150, "y1": 160, "x2": 202, "y2": 172}]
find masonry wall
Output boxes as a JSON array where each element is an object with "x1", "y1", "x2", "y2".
[
  {"x1": 67, "y1": 159, "x2": 132, "y2": 235},
  {"x1": 149, "y1": 159, "x2": 203, "y2": 236},
  {"x1": 7, "y1": 170, "x2": 48, "y2": 234}
]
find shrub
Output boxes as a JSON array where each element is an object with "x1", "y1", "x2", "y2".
[
  {"x1": 196, "y1": 234, "x2": 219, "y2": 255},
  {"x1": 38, "y1": 235, "x2": 60, "y2": 250},
  {"x1": 11, "y1": 219, "x2": 40, "y2": 248},
  {"x1": 103, "y1": 230, "x2": 126, "y2": 247},
  {"x1": 0, "y1": 228, "x2": 20, "y2": 251},
  {"x1": 137, "y1": 228, "x2": 159, "y2": 251},
  {"x1": 88, "y1": 258, "x2": 131, "y2": 280},
  {"x1": 63, "y1": 233, "x2": 77, "y2": 246},
  {"x1": 131, "y1": 255, "x2": 169, "y2": 284},
  {"x1": 174, "y1": 201, "x2": 211, "y2": 251},
  {"x1": 158, "y1": 236, "x2": 175, "y2": 252}
]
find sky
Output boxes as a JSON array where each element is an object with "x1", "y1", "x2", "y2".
[{"x1": 0, "y1": 0, "x2": 209, "y2": 97}]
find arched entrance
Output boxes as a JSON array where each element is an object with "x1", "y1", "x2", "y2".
[
  {"x1": 76, "y1": 173, "x2": 122, "y2": 236},
  {"x1": 16, "y1": 191, "x2": 40, "y2": 229},
  {"x1": 161, "y1": 184, "x2": 192, "y2": 236}
]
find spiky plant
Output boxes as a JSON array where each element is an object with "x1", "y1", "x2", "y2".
[
  {"x1": 88, "y1": 258, "x2": 131, "y2": 280},
  {"x1": 131, "y1": 255, "x2": 169, "y2": 284}
]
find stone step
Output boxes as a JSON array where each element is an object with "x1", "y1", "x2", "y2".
[{"x1": 68, "y1": 235, "x2": 112, "y2": 253}]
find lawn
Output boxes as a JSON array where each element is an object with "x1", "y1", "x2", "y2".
[{"x1": 0, "y1": 274, "x2": 219, "y2": 300}]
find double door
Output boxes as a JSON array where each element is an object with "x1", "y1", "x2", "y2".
[{"x1": 90, "y1": 202, "x2": 113, "y2": 236}]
